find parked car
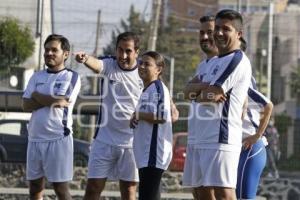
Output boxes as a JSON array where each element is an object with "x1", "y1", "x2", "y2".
[
  {"x1": 0, "y1": 119, "x2": 90, "y2": 167},
  {"x1": 169, "y1": 132, "x2": 187, "y2": 171}
]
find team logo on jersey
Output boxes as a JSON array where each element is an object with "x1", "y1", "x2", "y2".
[
  {"x1": 54, "y1": 82, "x2": 62, "y2": 89},
  {"x1": 199, "y1": 73, "x2": 207, "y2": 80},
  {"x1": 211, "y1": 65, "x2": 220, "y2": 75}
]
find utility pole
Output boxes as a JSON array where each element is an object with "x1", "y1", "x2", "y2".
[
  {"x1": 88, "y1": 10, "x2": 101, "y2": 142},
  {"x1": 93, "y1": 10, "x2": 101, "y2": 56},
  {"x1": 148, "y1": 0, "x2": 162, "y2": 51},
  {"x1": 237, "y1": 0, "x2": 242, "y2": 12},
  {"x1": 37, "y1": 0, "x2": 44, "y2": 70},
  {"x1": 267, "y1": 0, "x2": 274, "y2": 99},
  {"x1": 169, "y1": 57, "x2": 175, "y2": 97}
]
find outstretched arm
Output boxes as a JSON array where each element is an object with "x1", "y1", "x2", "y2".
[{"x1": 74, "y1": 51, "x2": 103, "y2": 74}]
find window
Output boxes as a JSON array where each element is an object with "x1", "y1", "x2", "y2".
[{"x1": 0, "y1": 122, "x2": 21, "y2": 135}]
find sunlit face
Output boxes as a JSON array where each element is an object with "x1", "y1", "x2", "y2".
[
  {"x1": 44, "y1": 40, "x2": 68, "y2": 70},
  {"x1": 116, "y1": 39, "x2": 139, "y2": 69},
  {"x1": 199, "y1": 20, "x2": 218, "y2": 55},
  {"x1": 138, "y1": 55, "x2": 161, "y2": 86},
  {"x1": 214, "y1": 18, "x2": 242, "y2": 55}
]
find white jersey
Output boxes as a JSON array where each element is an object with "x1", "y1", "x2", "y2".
[
  {"x1": 95, "y1": 57, "x2": 143, "y2": 148},
  {"x1": 23, "y1": 68, "x2": 81, "y2": 142},
  {"x1": 188, "y1": 57, "x2": 217, "y2": 145},
  {"x1": 193, "y1": 50, "x2": 252, "y2": 152},
  {"x1": 133, "y1": 80, "x2": 172, "y2": 170},
  {"x1": 242, "y1": 86, "x2": 271, "y2": 139}
]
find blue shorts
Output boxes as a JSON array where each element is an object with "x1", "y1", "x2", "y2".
[{"x1": 236, "y1": 139, "x2": 266, "y2": 199}]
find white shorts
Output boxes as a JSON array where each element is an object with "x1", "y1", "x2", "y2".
[
  {"x1": 26, "y1": 135, "x2": 73, "y2": 182},
  {"x1": 87, "y1": 140, "x2": 139, "y2": 182},
  {"x1": 182, "y1": 145, "x2": 240, "y2": 188}
]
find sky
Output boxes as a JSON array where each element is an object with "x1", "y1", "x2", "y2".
[{"x1": 54, "y1": 0, "x2": 151, "y2": 55}]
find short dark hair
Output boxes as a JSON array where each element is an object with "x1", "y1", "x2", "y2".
[
  {"x1": 240, "y1": 37, "x2": 247, "y2": 51},
  {"x1": 116, "y1": 32, "x2": 140, "y2": 51},
  {"x1": 199, "y1": 15, "x2": 215, "y2": 23},
  {"x1": 44, "y1": 34, "x2": 70, "y2": 52},
  {"x1": 215, "y1": 9, "x2": 243, "y2": 31}
]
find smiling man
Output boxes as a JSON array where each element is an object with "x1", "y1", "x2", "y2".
[
  {"x1": 22, "y1": 34, "x2": 81, "y2": 200},
  {"x1": 74, "y1": 32, "x2": 143, "y2": 200},
  {"x1": 183, "y1": 10, "x2": 252, "y2": 200},
  {"x1": 182, "y1": 15, "x2": 219, "y2": 199}
]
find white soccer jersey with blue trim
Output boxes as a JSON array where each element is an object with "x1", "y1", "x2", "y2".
[
  {"x1": 94, "y1": 57, "x2": 144, "y2": 148},
  {"x1": 133, "y1": 80, "x2": 172, "y2": 170},
  {"x1": 242, "y1": 86, "x2": 271, "y2": 139},
  {"x1": 193, "y1": 50, "x2": 252, "y2": 152},
  {"x1": 188, "y1": 57, "x2": 218, "y2": 145},
  {"x1": 23, "y1": 68, "x2": 81, "y2": 141}
]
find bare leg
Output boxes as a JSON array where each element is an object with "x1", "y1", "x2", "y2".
[
  {"x1": 83, "y1": 178, "x2": 106, "y2": 200},
  {"x1": 119, "y1": 180, "x2": 137, "y2": 200},
  {"x1": 29, "y1": 177, "x2": 45, "y2": 200},
  {"x1": 53, "y1": 182, "x2": 72, "y2": 200},
  {"x1": 197, "y1": 186, "x2": 216, "y2": 200},
  {"x1": 214, "y1": 187, "x2": 236, "y2": 200}
]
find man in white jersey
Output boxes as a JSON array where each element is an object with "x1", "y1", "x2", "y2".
[
  {"x1": 22, "y1": 34, "x2": 81, "y2": 200},
  {"x1": 74, "y1": 32, "x2": 143, "y2": 200},
  {"x1": 184, "y1": 10, "x2": 252, "y2": 199},
  {"x1": 182, "y1": 15, "x2": 219, "y2": 199}
]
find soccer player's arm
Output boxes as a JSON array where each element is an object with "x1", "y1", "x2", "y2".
[
  {"x1": 136, "y1": 87, "x2": 170, "y2": 124},
  {"x1": 243, "y1": 89, "x2": 273, "y2": 149},
  {"x1": 22, "y1": 74, "x2": 44, "y2": 112},
  {"x1": 74, "y1": 51, "x2": 104, "y2": 74},
  {"x1": 241, "y1": 97, "x2": 248, "y2": 120},
  {"x1": 136, "y1": 112, "x2": 166, "y2": 124},
  {"x1": 195, "y1": 85, "x2": 226, "y2": 103},
  {"x1": 183, "y1": 75, "x2": 209, "y2": 100},
  {"x1": 31, "y1": 92, "x2": 69, "y2": 108},
  {"x1": 197, "y1": 54, "x2": 250, "y2": 103},
  {"x1": 22, "y1": 98, "x2": 44, "y2": 112},
  {"x1": 170, "y1": 98, "x2": 179, "y2": 123},
  {"x1": 31, "y1": 73, "x2": 81, "y2": 108}
]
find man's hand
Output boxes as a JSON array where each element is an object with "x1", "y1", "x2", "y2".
[
  {"x1": 73, "y1": 51, "x2": 89, "y2": 63},
  {"x1": 73, "y1": 51, "x2": 103, "y2": 73},
  {"x1": 196, "y1": 86, "x2": 227, "y2": 103},
  {"x1": 242, "y1": 134, "x2": 260, "y2": 150},
  {"x1": 53, "y1": 99, "x2": 70, "y2": 108},
  {"x1": 130, "y1": 112, "x2": 138, "y2": 129}
]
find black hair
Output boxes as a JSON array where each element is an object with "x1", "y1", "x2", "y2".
[
  {"x1": 240, "y1": 37, "x2": 247, "y2": 51},
  {"x1": 215, "y1": 9, "x2": 243, "y2": 31},
  {"x1": 44, "y1": 34, "x2": 70, "y2": 52},
  {"x1": 116, "y1": 32, "x2": 140, "y2": 51},
  {"x1": 199, "y1": 15, "x2": 215, "y2": 23},
  {"x1": 142, "y1": 51, "x2": 165, "y2": 76}
]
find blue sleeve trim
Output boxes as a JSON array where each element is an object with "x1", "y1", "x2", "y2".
[{"x1": 214, "y1": 50, "x2": 243, "y2": 87}]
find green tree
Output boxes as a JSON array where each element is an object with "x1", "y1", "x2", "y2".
[
  {"x1": 0, "y1": 17, "x2": 35, "y2": 73},
  {"x1": 103, "y1": 5, "x2": 149, "y2": 55}
]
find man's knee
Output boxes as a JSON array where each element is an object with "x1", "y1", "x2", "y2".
[
  {"x1": 120, "y1": 180, "x2": 137, "y2": 198},
  {"x1": 29, "y1": 178, "x2": 44, "y2": 194},
  {"x1": 214, "y1": 187, "x2": 236, "y2": 200},
  {"x1": 85, "y1": 178, "x2": 106, "y2": 193},
  {"x1": 53, "y1": 182, "x2": 71, "y2": 199}
]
